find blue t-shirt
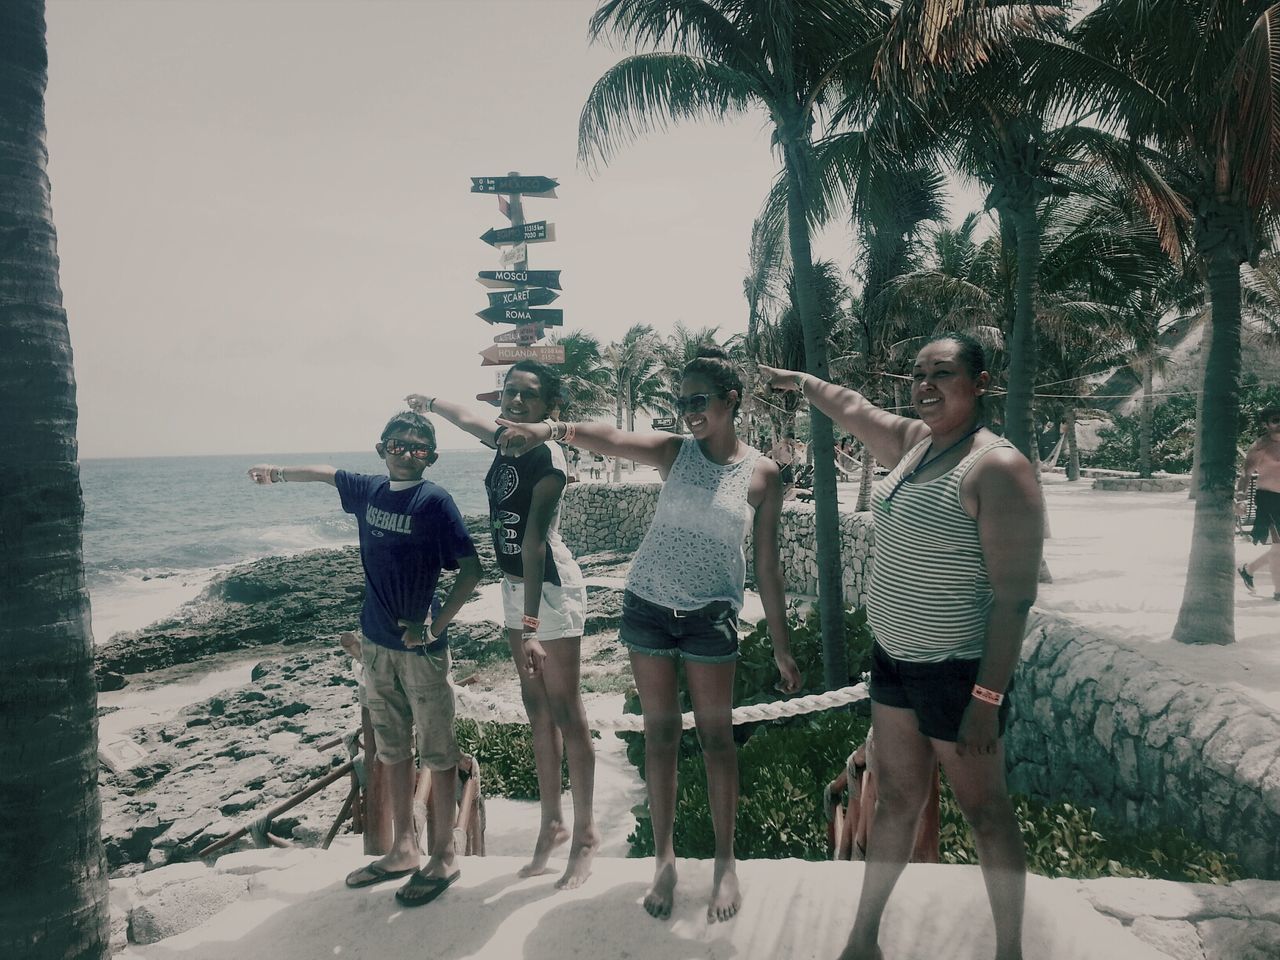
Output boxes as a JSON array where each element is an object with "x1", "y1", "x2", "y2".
[{"x1": 335, "y1": 471, "x2": 477, "y2": 653}]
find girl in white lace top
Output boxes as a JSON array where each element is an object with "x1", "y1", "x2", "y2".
[{"x1": 495, "y1": 346, "x2": 800, "y2": 925}]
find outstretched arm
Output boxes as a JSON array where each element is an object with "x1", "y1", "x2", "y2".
[
  {"x1": 405, "y1": 393, "x2": 499, "y2": 447},
  {"x1": 752, "y1": 458, "x2": 801, "y2": 694},
  {"x1": 247, "y1": 464, "x2": 338, "y2": 486},
  {"x1": 757, "y1": 365, "x2": 927, "y2": 469},
  {"x1": 494, "y1": 418, "x2": 683, "y2": 473}
]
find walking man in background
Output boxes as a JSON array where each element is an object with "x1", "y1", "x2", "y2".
[{"x1": 1238, "y1": 406, "x2": 1280, "y2": 601}]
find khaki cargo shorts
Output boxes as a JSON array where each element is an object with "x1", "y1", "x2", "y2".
[{"x1": 360, "y1": 636, "x2": 460, "y2": 770}]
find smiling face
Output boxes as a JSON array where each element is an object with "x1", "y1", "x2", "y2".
[
  {"x1": 500, "y1": 369, "x2": 550, "y2": 424},
  {"x1": 678, "y1": 373, "x2": 738, "y2": 439},
  {"x1": 911, "y1": 339, "x2": 989, "y2": 429},
  {"x1": 376, "y1": 429, "x2": 434, "y2": 481}
]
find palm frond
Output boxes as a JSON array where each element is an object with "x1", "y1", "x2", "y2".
[{"x1": 577, "y1": 52, "x2": 760, "y2": 170}]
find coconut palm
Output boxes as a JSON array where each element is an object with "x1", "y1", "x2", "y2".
[
  {"x1": 580, "y1": 0, "x2": 905, "y2": 688},
  {"x1": 551, "y1": 330, "x2": 613, "y2": 421},
  {"x1": 1052, "y1": 0, "x2": 1280, "y2": 644},
  {"x1": 605, "y1": 323, "x2": 663, "y2": 476},
  {"x1": 0, "y1": 1, "x2": 111, "y2": 956}
]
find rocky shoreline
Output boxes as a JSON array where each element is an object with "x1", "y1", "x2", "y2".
[{"x1": 96, "y1": 535, "x2": 631, "y2": 877}]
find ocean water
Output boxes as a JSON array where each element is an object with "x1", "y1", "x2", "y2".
[{"x1": 81, "y1": 449, "x2": 494, "y2": 642}]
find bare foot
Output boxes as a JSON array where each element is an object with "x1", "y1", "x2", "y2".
[
  {"x1": 643, "y1": 860, "x2": 678, "y2": 919},
  {"x1": 707, "y1": 861, "x2": 741, "y2": 922},
  {"x1": 555, "y1": 828, "x2": 600, "y2": 890},
  {"x1": 518, "y1": 821, "x2": 568, "y2": 878}
]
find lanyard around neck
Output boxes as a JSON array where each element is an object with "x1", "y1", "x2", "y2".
[{"x1": 883, "y1": 424, "x2": 984, "y2": 511}]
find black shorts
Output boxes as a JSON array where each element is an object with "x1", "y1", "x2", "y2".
[
  {"x1": 1251, "y1": 489, "x2": 1280, "y2": 545},
  {"x1": 869, "y1": 642, "x2": 1013, "y2": 742},
  {"x1": 619, "y1": 591, "x2": 739, "y2": 664}
]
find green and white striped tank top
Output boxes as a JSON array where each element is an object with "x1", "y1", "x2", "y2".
[{"x1": 867, "y1": 435, "x2": 1013, "y2": 662}]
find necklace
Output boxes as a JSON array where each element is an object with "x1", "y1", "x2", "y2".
[{"x1": 882, "y1": 424, "x2": 984, "y2": 512}]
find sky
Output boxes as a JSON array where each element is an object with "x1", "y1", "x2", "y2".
[{"x1": 45, "y1": 0, "x2": 985, "y2": 458}]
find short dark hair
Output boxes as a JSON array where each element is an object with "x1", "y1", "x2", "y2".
[
  {"x1": 921, "y1": 331, "x2": 988, "y2": 379},
  {"x1": 682, "y1": 345, "x2": 743, "y2": 415},
  {"x1": 381, "y1": 411, "x2": 436, "y2": 447},
  {"x1": 505, "y1": 359, "x2": 563, "y2": 409}
]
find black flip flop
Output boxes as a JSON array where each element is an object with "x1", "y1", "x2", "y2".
[
  {"x1": 345, "y1": 862, "x2": 416, "y2": 889},
  {"x1": 395, "y1": 869, "x2": 460, "y2": 907}
]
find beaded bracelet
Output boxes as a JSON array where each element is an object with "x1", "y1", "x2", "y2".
[
  {"x1": 273, "y1": 467, "x2": 286, "y2": 483},
  {"x1": 971, "y1": 684, "x2": 1004, "y2": 706}
]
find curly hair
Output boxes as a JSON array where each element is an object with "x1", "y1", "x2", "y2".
[{"x1": 681, "y1": 345, "x2": 744, "y2": 415}]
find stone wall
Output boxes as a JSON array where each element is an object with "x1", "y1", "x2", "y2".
[
  {"x1": 1093, "y1": 476, "x2": 1191, "y2": 492},
  {"x1": 1006, "y1": 611, "x2": 1280, "y2": 879},
  {"x1": 561, "y1": 482, "x2": 875, "y2": 606}
]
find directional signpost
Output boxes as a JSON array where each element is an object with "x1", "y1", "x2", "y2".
[
  {"x1": 469, "y1": 171, "x2": 564, "y2": 393},
  {"x1": 487, "y1": 287, "x2": 558, "y2": 308},
  {"x1": 480, "y1": 343, "x2": 566, "y2": 366}
]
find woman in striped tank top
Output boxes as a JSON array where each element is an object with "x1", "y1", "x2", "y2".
[
  {"x1": 496, "y1": 347, "x2": 801, "y2": 924},
  {"x1": 762, "y1": 333, "x2": 1042, "y2": 960}
]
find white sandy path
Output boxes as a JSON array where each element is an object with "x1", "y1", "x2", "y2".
[
  {"x1": 118, "y1": 844, "x2": 1172, "y2": 960},
  {"x1": 1033, "y1": 475, "x2": 1280, "y2": 711}
]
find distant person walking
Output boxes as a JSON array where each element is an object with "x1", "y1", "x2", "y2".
[
  {"x1": 407, "y1": 360, "x2": 599, "y2": 889},
  {"x1": 762, "y1": 332, "x2": 1042, "y2": 960},
  {"x1": 494, "y1": 346, "x2": 801, "y2": 923},
  {"x1": 1237, "y1": 406, "x2": 1280, "y2": 601},
  {"x1": 248, "y1": 411, "x2": 482, "y2": 907}
]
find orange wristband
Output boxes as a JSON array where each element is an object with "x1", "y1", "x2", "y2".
[
  {"x1": 972, "y1": 684, "x2": 1004, "y2": 706},
  {"x1": 521, "y1": 614, "x2": 540, "y2": 630}
]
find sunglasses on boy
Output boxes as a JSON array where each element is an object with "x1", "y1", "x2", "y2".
[
  {"x1": 381, "y1": 438, "x2": 435, "y2": 459},
  {"x1": 675, "y1": 393, "x2": 715, "y2": 416}
]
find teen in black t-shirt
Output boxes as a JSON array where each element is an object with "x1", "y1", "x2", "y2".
[{"x1": 406, "y1": 360, "x2": 598, "y2": 889}]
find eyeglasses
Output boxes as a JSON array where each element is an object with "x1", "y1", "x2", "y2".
[
  {"x1": 675, "y1": 394, "x2": 713, "y2": 415},
  {"x1": 382, "y1": 438, "x2": 434, "y2": 459}
]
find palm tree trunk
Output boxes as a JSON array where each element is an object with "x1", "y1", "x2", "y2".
[
  {"x1": 0, "y1": 2, "x2": 111, "y2": 956},
  {"x1": 626, "y1": 392, "x2": 636, "y2": 472},
  {"x1": 1173, "y1": 248, "x2": 1242, "y2": 645},
  {"x1": 1139, "y1": 359, "x2": 1154, "y2": 478},
  {"x1": 783, "y1": 137, "x2": 847, "y2": 691},
  {"x1": 1004, "y1": 206, "x2": 1040, "y2": 459},
  {"x1": 613, "y1": 377, "x2": 623, "y2": 482},
  {"x1": 856, "y1": 447, "x2": 874, "y2": 511},
  {"x1": 1065, "y1": 406, "x2": 1080, "y2": 481},
  {"x1": 1189, "y1": 356, "x2": 1204, "y2": 499}
]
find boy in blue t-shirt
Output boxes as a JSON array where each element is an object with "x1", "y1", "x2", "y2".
[{"x1": 248, "y1": 411, "x2": 482, "y2": 907}]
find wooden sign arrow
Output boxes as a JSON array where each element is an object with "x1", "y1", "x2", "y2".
[
  {"x1": 476, "y1": 306, "x2": 564, "y2": 326},
  {"x1": 481, "y1": 221, "x2": 555, "y2": 247},
  {"x1": 480, "y1": 344, "x2": 566, "y2": 367},
  {"x1": 471, "y1": 175, "x2": 558, "y2": 196},
  {"x1": 476, "y1": 269, "x2": 562, "y2": 290},
  {"x1": 476, "y1": 390, "x2": 501, "y2": 406},
  {"x1": 493, "y1": 323, "x2": 545, "y2": 344},
  {"x1": 487, "y1": 287, "x2": 559, "y2": 308}
]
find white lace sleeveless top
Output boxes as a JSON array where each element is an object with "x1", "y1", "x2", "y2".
[{"x1": 625, "y1": 438, "x2": 761, "y2": 610}]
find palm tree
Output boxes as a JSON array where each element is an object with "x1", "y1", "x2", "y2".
[
  {"x1": 0, "y1": 1, "x2": 111, "y2": 956},
  {"x1": 580, "y1": 0, "x2": 906, "y2": 689},
  {"x1": 605, "y1": 323, "x2": 663, "y2": 476},
  {"x1": 1056, "y1": 0, "x2": 1280, "y2": 644},
  {"x1": 551, "y1": 330, "x2": 612, "y2": 421}
]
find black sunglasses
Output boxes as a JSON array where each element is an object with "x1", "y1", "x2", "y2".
[
  {"x1": 675, "y1": 394, "x2": 714, "y2": 415},
  {"x1": 382, "y1": 438, "x2": 434, "y2": 459}
]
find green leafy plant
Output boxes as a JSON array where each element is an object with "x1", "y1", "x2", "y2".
[{"x1": 455, "y1": 718, "x2": 568, "y2": 801}]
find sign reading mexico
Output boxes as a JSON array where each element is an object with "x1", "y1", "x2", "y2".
[{"x1": 470, "y1": 175, "x2": 559, "y2": 196}]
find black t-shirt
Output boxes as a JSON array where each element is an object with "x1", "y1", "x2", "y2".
[{"x1": 484, "y1": 442, "x2": 571, "y2": 584}]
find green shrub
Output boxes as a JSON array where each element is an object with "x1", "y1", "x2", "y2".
[
  {"x1": 627, "y1": 711, "x2": 869, "y2": 859},
  {"x1": 618, "y1": 603, "x2": 874, "y2": 778},
  {"x1": 455, "y1": 717, "x2": 568, "y2": 801},
  {"x1": 936, "y1": 782, "x2": 1239, "y2": 883}
]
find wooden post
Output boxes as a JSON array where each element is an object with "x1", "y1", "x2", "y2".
[{"x1": 361, "y1": 706, "x2": 394, "y2": 855}]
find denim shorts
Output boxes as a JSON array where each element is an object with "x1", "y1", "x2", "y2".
[
  {"x1": 869, "y1": 642, "x2": 1013, "y2": 743},
  {"x1": 619, "y1": 590, "x2": 740, "y2": 664}
]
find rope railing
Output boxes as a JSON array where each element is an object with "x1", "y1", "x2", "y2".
[{"x1": 453, "y1": 682, "x2": 869, "y2": 732}]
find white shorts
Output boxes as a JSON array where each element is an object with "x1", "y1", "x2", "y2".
[{"x1": 501, "y1": 576, "x2": 587, "y2": 640}]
